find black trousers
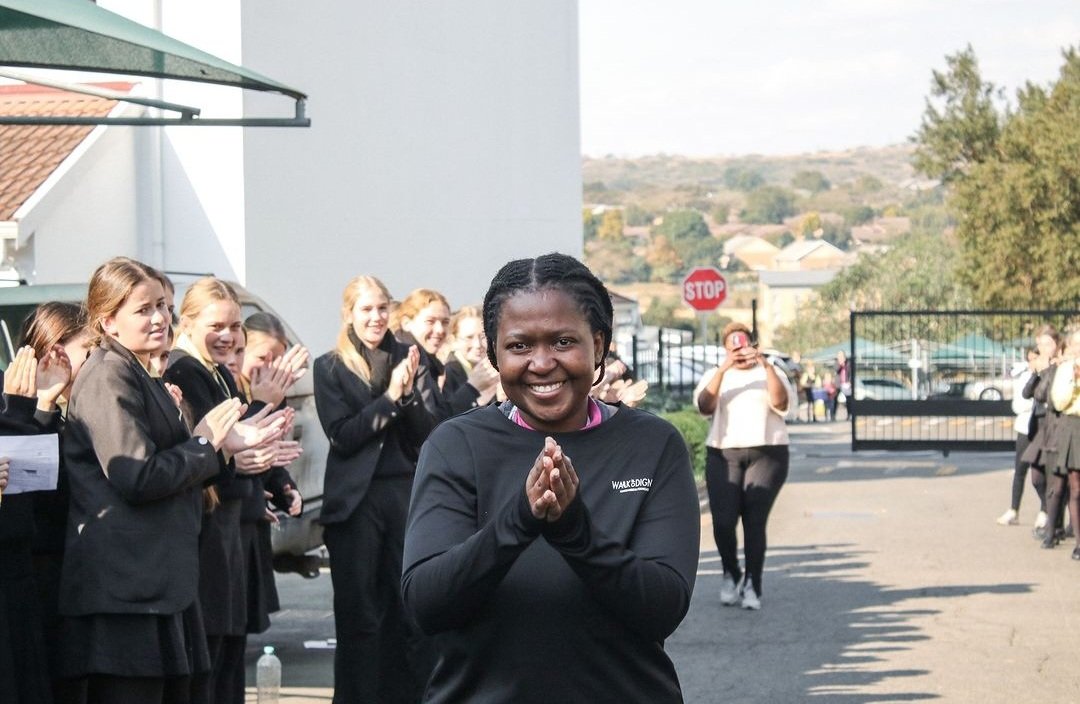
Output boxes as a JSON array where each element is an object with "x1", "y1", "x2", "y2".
[
  {"x1": 705, "y1": 445, "x2": 789, "y2": 594},
  {"x1": 323, "y1": 476, "x2": 432, "y2": 704},
  {"x1": 190, "y1": 634, "x2": 246, "y2": 704}
]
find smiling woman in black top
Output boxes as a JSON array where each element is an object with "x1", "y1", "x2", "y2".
[{"x1": 402, "y1": 253, "x2": 700, "y2": 702}]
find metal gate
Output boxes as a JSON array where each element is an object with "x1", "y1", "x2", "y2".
[{"x1": 849, "y1": 309, "x2": 1077, "y2": 453}]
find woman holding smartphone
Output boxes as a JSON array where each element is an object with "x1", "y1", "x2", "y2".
[{"x1": 694, "y1": 323, "x2": 792, "y2": 610}]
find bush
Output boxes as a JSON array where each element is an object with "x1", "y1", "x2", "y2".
[{"x1": 658, "y1": 406, "x2": 710, "y2": 481}]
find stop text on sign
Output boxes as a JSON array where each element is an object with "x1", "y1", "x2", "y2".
[{"x1": 683, "y1": 279, "x2": 725, "y2": 301}]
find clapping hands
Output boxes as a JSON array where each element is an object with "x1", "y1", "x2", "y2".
[
  {"x1": 250, "y1": 344, "x2": 310, "y2": 406},
  {"x1": 388, "y1": 345, "x2": 420, "y2": 401},
  {"x1": 525, "y1": 436, "x2": 580, "y2": 522}
]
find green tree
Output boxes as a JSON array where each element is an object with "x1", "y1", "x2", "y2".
[
  {"x1": 585, "y1": 237, "x2": 648, "y2": 284},
  {"x1": 722, "y1": 166, "x2": 765, "y2": 191},
  {"x1": 710, "y1": 203, "x2": 731, "y2": 225},
  {"x1": 641, "y1": 296, "x2": 681, "y2": 328},
  {"x1": 652, "y1": 210, "x2": 710, "y2": 241},
  {"x1": 582, "y1": 208, "x2": 597, "y2": 241},
  {"x1": 912, "y1": 45, "x2": 1080, "y2": 308},
  {"x1": 624, "y1": 203, "x2": 653, "y2": 227},
  {"x1": 645, "y1": 236, "x2": 683, "y2": 282},
  {"x1": 842, "y1": 204, "x2": 875, "y2": 226},
  {"x1": 742, "y1": 186, "x2": 797, "y2": 224},
  {"x1": 852, "y1": 174, "x2": 884, "y2": 193},
  {"x1": 773, "y1": 228, "x2": 969, "y2": 352},
  {"x1": 912, "y1": 45, "x2": 1003, "y2": 185},
  {"x1": 820, "y1": 221, "x2": 851, "y2": 250},
  {"x1": 791, "y1": 170, "x2": 831, "y2": 193},
  {"x1": 597, "y1": 209, "x2": 625, "y2": 241},
  {"x1": 799, "y1": 211, "x2": 823, "y2": 237}
]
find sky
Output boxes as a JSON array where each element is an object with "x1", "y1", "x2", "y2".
[{"x1": 578, "y1": 0, "x2": 1078, "y2": 157}]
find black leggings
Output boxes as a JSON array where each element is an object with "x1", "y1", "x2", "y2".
[
  {"x1": 705, "y1": 445, "x2": 789, "y2": 594},
  {"x1": 1044, "y1": 471, "x2": 1070, "y2": 537},
  {"x1": 1011, "y1": 433, "x2": 1038, "y2": 512}
]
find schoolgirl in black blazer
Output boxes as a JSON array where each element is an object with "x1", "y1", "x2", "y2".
[
  {"x1": 313, "y1": 275, "x2": 437, "y2": 702},
  {"x1": 0, "y1": 347, "x2": 68, "y2": 704},
  {"x1": 59, "y1": 259, "x2": 242, "y2": 703},
  {"x1": 163, "y1": 277, "x2": 261, "y2": 704}
]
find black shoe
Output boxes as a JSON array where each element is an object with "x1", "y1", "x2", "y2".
[
  {"x1": 1055, "y1": 527, "x2": 1067, "y2": 541},
  {"x1": 1066, "y1": 526, "x2": 1075, "y2": 539},
  {"x1": 1072, "y1": 547, "x2": 1080, "y2": 561},
  {"x1": 1041, "y1": 535, "x2": 1059, "y2": 549}
]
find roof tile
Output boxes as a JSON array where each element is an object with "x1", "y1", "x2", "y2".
[{"x1": 0, "y1": 84, "x2": 132, "y2": 220}]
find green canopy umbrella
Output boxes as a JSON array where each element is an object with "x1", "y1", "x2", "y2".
[
  {"x1": 0, "y1": 0, "x2": 308, "y2": 126},
  {"x1": 809, "y1": 340, "x2": 906, "y2": 367},
  {"x1": 931, "y1": 334, "x2": 1008, "y2": 365}
]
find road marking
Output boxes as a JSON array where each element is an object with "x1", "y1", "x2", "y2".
[{"x1": 304, "y1": 639, "x2": 336, "y2": 649}]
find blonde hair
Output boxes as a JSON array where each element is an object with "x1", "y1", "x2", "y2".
[
  {"x1": 86, "y1": 257, "x2": 163, "y2": 347},
  {"x1": 335, "y1": 276, "x2": 392, "y2": 383},
  {"x1": 177, "y1": 277, "x2": 240, "y2": 335},
  {"x1": 390, "y1": 288, "x2": 449, "y2": 334},
  {"x1": 450, "y1": 305, "x2": 482, "y2": 339}
]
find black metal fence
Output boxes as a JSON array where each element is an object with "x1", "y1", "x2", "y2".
[
  {"x1": 628, "y1": 328, "x2": 726, "y2": 399},
  {"x1": 849, "y1": 309, "x2": 1078, "y2": 453}
]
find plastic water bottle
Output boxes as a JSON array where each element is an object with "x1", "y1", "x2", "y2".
[{"x1": 256, "y1": 645, "x2": 281, "y2": 704}]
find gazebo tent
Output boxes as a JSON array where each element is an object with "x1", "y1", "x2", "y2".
[
  {"x1": 809, "y1": 340, "x2": 907, "y2": 368},
  {"x1": 0, "y1": 0, "x2": 308, "y2": 127}
]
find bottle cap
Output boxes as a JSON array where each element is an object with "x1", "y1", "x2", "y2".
[{"x1": 264, "y1": 646, "x2": 275, "y2": 655}]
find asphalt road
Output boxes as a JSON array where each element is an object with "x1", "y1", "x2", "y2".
[{"x1": 244, "y1": 421, "x2": 1080, "y2": 703}]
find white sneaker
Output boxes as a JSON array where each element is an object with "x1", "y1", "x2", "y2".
[
  {"x1": 1035, "y1": 511, "x2": 1048, "y2": 529},
  {"x1": 740, "y1": 582, "x2": 761, "y2": 610},
  {"x1": 996, "y1": 509, "x2": 1019, "y2": 526},
  {"x1": 720, "y1": 574, "x2": 740, "y2": 606}
]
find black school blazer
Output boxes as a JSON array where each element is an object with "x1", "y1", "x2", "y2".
[
  {"x1": 163, "y1": 349, "x2": 249, "y2": 501},
  {"x1": 59, "y1": 337, "x2": 222, "y2": 617},
  {"x1": 313, "y1": 340, "x2": 438, "y2": 525}
]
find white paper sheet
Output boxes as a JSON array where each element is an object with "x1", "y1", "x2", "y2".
[{"x1": 0, "y1": 434, "x2": 60, "y2": 495}]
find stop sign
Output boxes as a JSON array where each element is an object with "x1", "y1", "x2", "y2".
[{"x1": 682, "y1": 267, "x2": 727, "y2": 311}]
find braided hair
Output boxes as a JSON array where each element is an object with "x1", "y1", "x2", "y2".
[{"x1": 482, "y1": 253, "x2": 613, "y2": 384}]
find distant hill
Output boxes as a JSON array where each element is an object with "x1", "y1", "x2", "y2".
[{"x1": 583, "y1": 144, "x2": 917, "y2": 194}]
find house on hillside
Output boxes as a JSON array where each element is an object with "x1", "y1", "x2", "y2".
[
  {"x1": 774, "y1": 238, "x2": 850, "y2": 271},
  {"x1": 609, "y1": 289, "x2": 641, "y2": 342},
  {"x1": 722, "y1": 234, "x2": 779, "y2": 271},
  {"x1": 781, "y1": 211, "x2": 844, "y2": 232},
  {"x1": 0, "y1": 83, "x2": 140, "y2": 284},
  {"x1": 851, "y1": 216, "x2": 911, "y2": 249},
  {"x1": 756, "y1": 269, "x2": 840, "y2": 348}
]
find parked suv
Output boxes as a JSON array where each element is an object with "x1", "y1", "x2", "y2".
[{"x1": 0, "y1": 280, "x2": 327, "y2": 574}]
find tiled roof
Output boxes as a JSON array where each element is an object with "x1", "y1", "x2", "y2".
[{"x1": 0, "y1": 83, "x2": 131, "y2": 221}]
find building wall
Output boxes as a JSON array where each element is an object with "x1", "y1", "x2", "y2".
[
  {"x1": 15, "y1": 126, "x2": 140, "y2": 283},
  {"x1": 101, "y1": 0, "x2": 247, "y2": 281},
  {"x1": 29, "y1": 2, "x2": 582, "y2": 353},
  {"x1": 757, "y1": 284, "x2": 814, "y2": 348},
  {"x1": 240, "y1": 0, "x2": 583, "y2": 351}
]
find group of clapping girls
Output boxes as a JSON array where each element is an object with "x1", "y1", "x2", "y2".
[
  {"x1": 1000, "y1": 324, "x2": 1080, "y2": 558},
  {"x1": 0, "y1": 257, "x2": 308, "y2": 704}
]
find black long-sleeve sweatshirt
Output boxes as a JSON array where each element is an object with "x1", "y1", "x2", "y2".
[{"x1": 402, "y1": 404, "x2": 700, "y2": 703}]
